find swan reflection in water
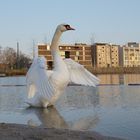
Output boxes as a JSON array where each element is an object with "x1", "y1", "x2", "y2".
[
  {"x1": 26, "y1": 105, "x2": 99, "y2": 130},
  {"x1": 26, "y1": 107, "x2": 68, "y2": 129},
  {"x1": 26, "y1": 106, "x2": 99, "y2": 130},
  {"x1": 25, "y1": 86, "x2": 100, "y2": 130}
]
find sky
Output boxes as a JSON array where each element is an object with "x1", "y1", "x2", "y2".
[{"x1": 0, "y1": 0, "x2": 140, "y2": 55}]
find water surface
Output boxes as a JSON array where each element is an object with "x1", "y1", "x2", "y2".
[{"x1": 0, "y1": 75, "x2": 140, "y2": 140}]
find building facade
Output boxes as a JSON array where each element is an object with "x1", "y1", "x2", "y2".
[
  {"x1": 92, "y1": 43, "x2": 120, "y2": 68},
  {"x1": 123, "y1": 42, "x2": 140, "y2": 67},
  {"x1": 38, "y1": 43, "x2": 93, "y2": 69},
  {"x1": 38, "y1": 42, "x2": 140, "y2": 69}
]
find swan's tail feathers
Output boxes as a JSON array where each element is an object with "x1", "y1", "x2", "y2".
[
  {"x1": 26, "y1": 56, "x2": 55, "y2": 105},
  {"x1": 64, "y1": 58, "x2": 100, "y2": 87}
]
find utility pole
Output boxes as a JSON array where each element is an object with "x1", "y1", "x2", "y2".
[
  {"x1": 44, "y1": 36, "x2": 47, "y2": 44},
  {"x1": 33, "y1": 40, "x2": 35, "y2": 58},
  {"x1": 16, "y1": 42, "x2": 19, "y2": 69}
]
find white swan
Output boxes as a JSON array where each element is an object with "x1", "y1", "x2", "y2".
[{"x1": 26, "y1": 24, "x2": 100, "y2": 108}]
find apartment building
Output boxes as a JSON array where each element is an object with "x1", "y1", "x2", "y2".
[
  {"x1": 123, "y1": 42, "x2": 140, "y2": 67},
  {"x1": 38, "y1": 43, "x2": 92, "y2": 69},
  {"x1": 92, "y1": 43, "x2": 119, "y2": 67}
]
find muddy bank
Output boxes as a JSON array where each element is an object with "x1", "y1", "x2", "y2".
[{"x1": 0, "y1": 123, "x2": 125, "y2": 140}]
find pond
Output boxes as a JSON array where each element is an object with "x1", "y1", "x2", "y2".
[{"x1": 0, "y1": 75, "x2": 140, "y2": 140}]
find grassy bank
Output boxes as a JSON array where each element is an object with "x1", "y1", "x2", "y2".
[
  {"x1": 0, "y1": 69, "x2": 27, "y2": 76},
  {"x1": 86, "y1": 67, "x2": 140, "y2": 74},
  {"x1": 0, "y1": 67, "x2": 140, "y2": 76}
]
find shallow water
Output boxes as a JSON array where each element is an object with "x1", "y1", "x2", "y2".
[{"x1": 0, "y1": 75, "x2": 140, "y2": 140}]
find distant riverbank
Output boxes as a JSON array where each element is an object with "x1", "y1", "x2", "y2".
[
  {"x1": 0, "y1": 69, "x2": 26, "y2": 76},
  {"x1": 87, "y1": 67, "x2": 140, "y2": 74},
  {"x1": 0, "y1": 67, "x2": 140, "y2": 76}
]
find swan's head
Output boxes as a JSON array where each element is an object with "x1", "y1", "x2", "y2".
[{"x1": 57, "y1": 24, "x2": 75, "y2": 32}]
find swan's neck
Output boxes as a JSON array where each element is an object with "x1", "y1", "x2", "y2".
[
  {"x1": 50, "y1": 28, "x2": 67, "y2": 71},
  {"x1": 50, "y1": 29, "x2": 62, "y2": 53}
]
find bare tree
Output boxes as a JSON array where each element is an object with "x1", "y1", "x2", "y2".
[
  {"x1": 0, "y1": 46, "x2": 31, "y2": 70},
  {"x1": 0, "y1": 46, "x2": 3, "y2": 63},
  {"x1": 18, "y1": 53, "x2": 31, "y2": 69},
  {"x1": 2, "y1": 47, "x2": 17, "y2": 69}
]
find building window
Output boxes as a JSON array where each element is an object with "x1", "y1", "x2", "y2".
[
  {"x1": 75, "y1": 56, "x2": 79, "y2": 61},
  {"x1": 47, "y1": 61, "x2": 53, "y2": 69},
  {"x1": 60, "y1": 51, "x2": 65, "y2": 56},
  {"x1": 65, "y1": 51, "x2": 70, "y2": 58},
  {"x1": 76, "y1": 51, "x2": 79, "y2": 56},
  {"x1": 47, "y1": 45, "x2": 50, "y2": 50}
]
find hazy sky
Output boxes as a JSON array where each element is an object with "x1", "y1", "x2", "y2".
[{"x1": 0, "y1": 0, "x2": 140, "y2": 55}]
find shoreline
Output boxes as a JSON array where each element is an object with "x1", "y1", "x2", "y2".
[
  {"x1": 1, "y1": 66, "x2": 140, "y2": 76},
  {"x1": 0, "y1": 123, "x2": 125, "y2": 140}
]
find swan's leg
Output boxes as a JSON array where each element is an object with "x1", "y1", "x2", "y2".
[
  {"x1": 41, "y1": 98, "x2": 51, "y2": 108},
  {"x1": 47, "y1": 103, "x2": 54, "y2": 107}
]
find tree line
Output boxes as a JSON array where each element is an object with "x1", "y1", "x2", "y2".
[{"x1": 0, "y1": 46, "x2": 31, "y2": 70}]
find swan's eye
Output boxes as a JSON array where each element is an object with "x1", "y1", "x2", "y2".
[
  {"x1": 64, "y1": 24, "x2": 71, "y2": 30},
  {"x1": 64, "y1": 24, "x2": 75, "y2": 30}
]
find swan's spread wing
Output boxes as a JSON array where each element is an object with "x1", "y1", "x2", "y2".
[
  {"x1": 64, "y1": 59, "x2": 100, "y2": 87},
  {"x1": 47, "y1": 70, "x2": 53, "y2": 78},
  {"x1": 26, "y1": 57, "x2": 38, "y2": 98},
  {"x1": 26, "y1": 57, "x2": 55, "y2": 100}
]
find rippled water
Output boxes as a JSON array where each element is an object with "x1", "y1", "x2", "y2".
[{"x1": 0, "y1": 75, "x2": 140, "y2": 140}]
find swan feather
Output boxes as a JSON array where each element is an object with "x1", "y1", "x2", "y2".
[{"x1": 64, "y1": 58, "x2": 100, "y2": 86}]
